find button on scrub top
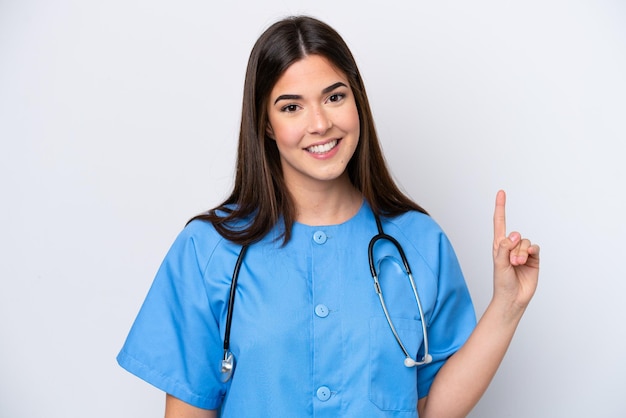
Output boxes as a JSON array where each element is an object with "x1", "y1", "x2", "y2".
[{"x1": 117, "y1": 202, "x2": 476, "y2": 417}]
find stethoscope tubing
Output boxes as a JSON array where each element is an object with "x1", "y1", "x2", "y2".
[
  {"x1": 221, "y1": 213, "x2": 431, "y2": 382},
  {"x1": 368, "y1": 216, "x2": 431, "y2": 367},
  {"x1": 224, "y1": 245, "x2": 248, "y2": 353},
  {"x1": 221, "y1": 245, "x2": 248, "y2": 381}
]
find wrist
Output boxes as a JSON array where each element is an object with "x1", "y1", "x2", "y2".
[{"x1": 487, "y1": 295, "x2": 527, "y2": 326}]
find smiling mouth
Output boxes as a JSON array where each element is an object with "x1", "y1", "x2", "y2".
[{"x1": 306, "y1": 139, "x2": 339, "y2": 154}]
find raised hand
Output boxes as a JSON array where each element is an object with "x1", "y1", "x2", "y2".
[
  {"x1": 419, "y1": 191, "x2": 542, "y2": 417},
  {"x1": 492, "y1": 190, "x2": 540, "y2": 312}
]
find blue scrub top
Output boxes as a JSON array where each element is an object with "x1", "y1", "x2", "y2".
[{"x1": 117, "y1": 202, "x2": 476, "y2": 417}]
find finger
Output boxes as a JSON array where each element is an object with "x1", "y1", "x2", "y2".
[
  {"x1": 494, "y1": 231, "x2": 519, "y2": 267},
  {"x1": 510, "y1": 236, "x2": 531, "y2": 266},
  {"x1": 493, "y1": 190, "x2": 507, "y2": 243},
  {"x1": 526, "y1": 244, "x2": 541, "y2": 267},
  {"x1": 494, "y1": 233, "x2": 515, "y2": 269}
]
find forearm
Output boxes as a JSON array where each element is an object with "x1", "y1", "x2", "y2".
[
  {"x1": 165, "y1": 394, "x2": 217, "y2": 418},
  {"x1": 419, "y1": 191, "x2": 539, "y2": 417},
  {"x1": 420, "y1": 299, "x2": 526, "y2": 418}
]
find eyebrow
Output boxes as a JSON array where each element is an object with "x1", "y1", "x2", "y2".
[{"x1": 273, "y1": 82, "x2": 348, "y2": 105}]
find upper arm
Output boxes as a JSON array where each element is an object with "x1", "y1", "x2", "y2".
[
  {"x1": 117, "y1": 225, "x2": 227, "y2": 410},
  {"x1": 165, "y1": 394, "x2": 217, "y2": 418}
]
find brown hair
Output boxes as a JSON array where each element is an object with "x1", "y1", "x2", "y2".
[{"x1": 191, "y1": 15, "x2": 427, "y2": 245}]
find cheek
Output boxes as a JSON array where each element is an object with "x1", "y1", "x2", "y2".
[
  {"x1": 341, "y1": 102, "x2": 360, "y2": 134},
  {"x1": 341, "y1": 111, "x2": 361, "y2": 163},
  {"x1": 353, "y1": 117, "x2": 361, "y2": 138},
  {"x1": 269, "y1": 118, "x2": 304, "y2": 147},
  {"x1": 345, "y1": 109, "x2": 361, "y2": 141},
  {"x1": 273, "y1": 126, "x2": 302, "y2": 148},
  {"x1": 348, "y1": 113, "x2": 361, "y2": 162}
]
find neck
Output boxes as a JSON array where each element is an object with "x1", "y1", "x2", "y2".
[{"x1": 287, "y1": 174, "x2": 363, "y2": 226}]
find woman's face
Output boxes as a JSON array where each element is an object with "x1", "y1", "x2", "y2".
[{"x1": 266, "y1": 54, "x2": 360, "y2": 191}]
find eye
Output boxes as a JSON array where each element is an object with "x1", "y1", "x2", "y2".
[
  {"x1": 327, "y1": 93, "x2": 345, "y2": 103},
  {"x1": 281, "y1": 104, "x2": 299, "y2": 113}
]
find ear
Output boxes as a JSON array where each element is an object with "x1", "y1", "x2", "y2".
[{"x1": 266, "y1": 123, "x2": 275, "y2": 140}]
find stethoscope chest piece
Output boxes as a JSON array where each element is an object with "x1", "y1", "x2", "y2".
[{"x1": 221, "y1": 351, "x2": 235, "y2": 382}]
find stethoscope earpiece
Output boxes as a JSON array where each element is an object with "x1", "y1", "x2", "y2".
[{"x1": 404, "y1": 353, "x2": 432, "y2": 368}]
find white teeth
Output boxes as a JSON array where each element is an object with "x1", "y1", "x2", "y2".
[{"x1": 307, "y1": 139, "x2": 338, "y2": 154}]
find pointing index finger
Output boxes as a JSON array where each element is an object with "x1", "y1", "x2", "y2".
[{"x1": 493, "y1": 189, "x2": 507, "y2": 242}]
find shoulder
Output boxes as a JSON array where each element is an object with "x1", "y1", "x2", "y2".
[
  {"x1": 385, "y1": 210, "x2": 444, "y2": 238},
  {"x1": 181, "y1": 204, "x2": 250, "y2": 250},
  {"x1": 382, "y1": 210, "x2": 454, "y2": 264},
  {"x1": 165, "y1": 218, "x2": 235, "y2": 272},
  {"x1": 179, "y1": 217, "x2": 223, "y2": 245}
]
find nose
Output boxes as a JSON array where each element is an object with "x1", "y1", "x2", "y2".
[{"x1": 307, "y1": 106, "x2": 332, "y2": 135}]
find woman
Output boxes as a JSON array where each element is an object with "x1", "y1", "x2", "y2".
[{"x1": 117, "y1": 15, "x2": 540, "y2": 417}]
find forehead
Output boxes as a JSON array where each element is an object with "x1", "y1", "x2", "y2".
[{"x1": 271, "y1": 55, "x2": 349, "y2": 93}]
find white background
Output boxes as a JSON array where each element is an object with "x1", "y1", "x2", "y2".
[{"x1": 1, "y1": 0, "x2": 625, "y2": 416}]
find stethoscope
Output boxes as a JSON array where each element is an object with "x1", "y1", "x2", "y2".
[{"x1": 220, "y1": 214, "x2": 432, "y2": 383}]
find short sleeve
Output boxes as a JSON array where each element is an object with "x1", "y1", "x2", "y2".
[
  {"x1": 116, "y1": 224, "x2": 225, "y2": 409},
  {"x1": 416, "y1": 232, "x2": 476, "y2": 397}
]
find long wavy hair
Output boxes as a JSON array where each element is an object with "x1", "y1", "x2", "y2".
[{"x1": 190, "y1": 16, "x2": 427, "y2": 245}]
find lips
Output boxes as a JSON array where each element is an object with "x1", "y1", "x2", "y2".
[{"x1": 306, "y1": 139, "x2": 339, "y2": 154}]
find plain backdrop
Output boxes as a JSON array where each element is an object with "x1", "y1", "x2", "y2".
[{"x1": 1, "y1": 0, "x2": 625, "y2": 416}]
